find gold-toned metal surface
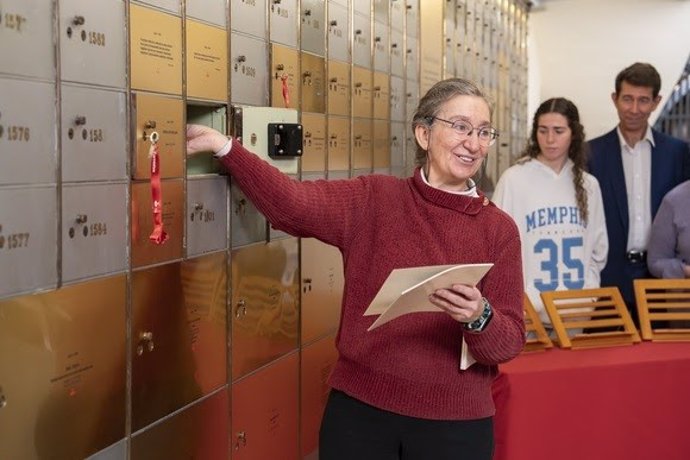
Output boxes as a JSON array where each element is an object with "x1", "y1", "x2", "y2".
[
  {"x1": 0, "y1": 276, "x2": 126, "y2": 460},
  {"x1": 132, "y1": 93, "x2": 184, "y2": 179},
  {"x1": 373, "y1": 119, "x2": 391, "y2": 169},
  {"x1": 300, "y1": 52, "x2": 325, "y2": 113},
  {"x1": 419, "y1": 0, "x2": 443, "y2": 94},
  {"x1": 352, "y1": 118, "x2": 373, "y2": 170},
  {"x1": 300, "y1": 334, "x2": 338, "y2": 459},
  {"x1": 131, "y1": 179, "x2": 184, "y2": 268},
  {"x1": 231, "y1": 352, "x2": 299, "y2": 460},
  {"x1": 231, "y1": 239, "x2": 300, "y2": 380},
  {"x1": 326, "y1": 60, "x2": 350, "y2": 116},
  {"x1": 131, "y1": 388, "x2": 229, "y2": 460},
  {"x1": 271, "y1": 44, "x2": 300, "y2": 109},
  {"x1": 131, "y1": 253, "x2": 228, "y2": 431},
  {"x1": 186, "y1": 20, "x2": 228, "y2": 102},
  {"x1": 300, "y1": 113, "x2": 327, "y2": 173},
  {"x1": 301, "y1": 238, "x2": 343, "y2": 344},
  {"x1": 372, "y1": 71, "x2": 390, "y2": 120},
  {"x1": 352, "y1": 66, "x2": 373, "y2": 118},
  {"x1": 129, "y1": 4, "x2": 182, "y2": 95},
  {"x1": 326, "y1": 115, "x2": 350, "y2": 172}
]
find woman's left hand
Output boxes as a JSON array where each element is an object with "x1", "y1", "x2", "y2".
[{"x1": 429, "y1": 284, "x2": 483, "y2": 323}]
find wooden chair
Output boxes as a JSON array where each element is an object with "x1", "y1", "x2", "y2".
[
  {"x1": 522, "y1": 294, "x2": 552, "y2": 352},
  {"x1": 541, "y1": 287, "x2": 640, "y2": 349},
  {"x1": 634, "y1": 278, "x2": 690, "y2": 341}
]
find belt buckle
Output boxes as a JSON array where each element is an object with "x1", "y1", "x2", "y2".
[{"x1": 626, "y1": 250, "x2": 646, "y2": 263}]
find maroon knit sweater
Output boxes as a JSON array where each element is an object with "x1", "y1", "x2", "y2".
[{"x1": 221, "y1": 142, "x2": 525, "y2": 420}]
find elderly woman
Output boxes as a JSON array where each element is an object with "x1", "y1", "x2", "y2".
[{"x1": 186, "y1": 78, "x2": 525, "y2": 460}]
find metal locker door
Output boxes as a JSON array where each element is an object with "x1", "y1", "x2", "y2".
[
  {"x1": 186, "y1": 20, "x2": 228, "y2": 102},
  {"x1": 271, "y1": 44, "x2": 300, "y2": 109},
  {"x1": 390, "y1": 75, "x2": 405, "y2": 122},
  {"x1": 0, "y1": 77, "x2": 56, "y2": 185},
  {"x1": 390, "y1": 121, "x2": 406, "y2": 178},
  {"x1": 0, "y1": 0, "x2": 54, "y2": 80},
  {"x1": 373, "y1": 71, "x2": 390, "y2": 120},
  {"x1": 300, "y1": 113, "x2": 327, "y2": 173},
  {"x1": 230, "y1": 32, "x2": 269, "y2": 107},
  {"x1": 301, "y1": 0, "x2": 326, "y2": 57},
  {"x1": 326, "y1": 60, "x2": 351, "y2": 116},
  {"x1": 352, "y1": 66, "x2": 373, "y2": 119},
  {"x1": 301, "y1": 52, "x2": 326, "y2": 114},
  {"x1": 230, "y1": 180, "x2": 268, "y2": 248},
  {"x1": 231, "y1": 0, "x2": 268, "y2": 40},
  {"x1": 62, "y1": 183, "x2": 128, "y2": 284},
  {"x1": 352, "y1": 117, "x2": 373, "y2": 172},
  {"x1": 133, "y1": 0, "x2": 180, "y2": 15},
  {"x1": 406, "y1": 35, "x2": 419, "y2": 82},
  {"x1": 269, "y1": 0, "x2": 298, "y2": 48},
  {"x1": 373, "y1": 119, "x2": 391, "y2": 173},
  {"x1": 327, "y1": 1, "x2": 349, "y2": 63},
  {"x1": 326, "y1": 115, "x2": 350, "y2": 172},
  {"x1": 186, "y1": 176, "x2": 229, "y2": 258},
  {"x1": 352, "y1": 12, "x2": 372, "y2": 69},
  {"x1": 59, "y1": 0, "x2": 126, "y2": 88},
  {"x1": 186, "y1": 0, "x2": 227, "y2": 28},
  {"x1": 390, "y1": 28, "x2": 404, "y2": 78},
  {"x1": 373, "y1": 21, "x2": 390, "y2": 74}
]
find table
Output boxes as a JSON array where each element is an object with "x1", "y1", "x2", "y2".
[{"x1": 492, "y1": 342, "x2": 690, "y2": 460}]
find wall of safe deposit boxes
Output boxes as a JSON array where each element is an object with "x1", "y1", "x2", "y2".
[{"x1": 0, "y1": 0, "x2": 528, "y2": 458}]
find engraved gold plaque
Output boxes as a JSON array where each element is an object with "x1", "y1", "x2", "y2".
[
  {"x1": 373, "y1": 119, "x2": 391, "y2": 169},
  {"x1": 300, "y1": 113, "x2": 327, "y2": 173},
  {"x1": 130, "y1": 4, "x2": 183, "y2": 95},
  {"x1": 373, "y1": 71, "x2": 391, "y2": 120},
  {"x1": 300, "y1": 335, "x2": 338, "y2": 458},
  {"x1": 270, "y1": 44, "x2": 300, "y2": 109},
  {"x1": 231, "y1": 353, "x2": 299, "y2": 460},
  {"x1": 186, "y1": 20, "x2": 229, "y2": 102},
  {"x1": 132, "y1": 93, "x2": 184, "y2": 179},
  {"x1": 327, "y1": 116, "x2": 350, "y2": 171},
  {"x1": 131, "y1": 179, "x2": 184, "y2": 268},
  {"x1": 231, "y1": 239, "x2": 300, "y2": 380},
  {"x1": 301, "y1": 238, "x2": 343, "y2": 343},
  {"x1": 352, "y1": 118, "x2": 373, "y2": 170},
  {"x1": 327, "y1": 60, "x2": 351, "y2": 116},
  {"x1": 300, "y1": 52, "x2": 325, "y2": 113},
  {"x1": 0, "y1": 276, "x2": 126, "y2": 460},
  {"x1": 352, "y1": 66, "x2": 373, "y2": 118}
]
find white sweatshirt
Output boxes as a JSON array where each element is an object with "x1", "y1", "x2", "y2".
[{"x1": 492, "y1": 158, "x2": 609, "y2": 324}]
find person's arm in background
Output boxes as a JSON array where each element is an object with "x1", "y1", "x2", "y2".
[
  {"x1": 647, "y1": 197, "x2": 685, "y2": 278},
  {"x1": 585, "y1": 179, "x2": 608, "y2": 287}
]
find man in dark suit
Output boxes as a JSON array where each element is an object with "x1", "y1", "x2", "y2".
[{"x1": 588, "y1": 62, "x2": 690, "y2": 325}]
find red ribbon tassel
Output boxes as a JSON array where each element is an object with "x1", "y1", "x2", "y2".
[
  {"x1": 281, "y1": 74, "x2": 290, "y2": 108},
  {"x1": 148, "y1": 138, "x2": 168, "y2": 244}
]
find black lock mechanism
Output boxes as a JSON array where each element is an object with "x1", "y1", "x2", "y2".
[{"x1": 267, "y1": 123, "x2": 303, "y2": 158}]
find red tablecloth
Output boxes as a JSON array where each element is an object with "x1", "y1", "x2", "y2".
[{"x1": 492, "y1": 342, "x2": 690, "y2": 460}]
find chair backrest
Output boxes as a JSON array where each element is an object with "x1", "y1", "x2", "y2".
[
  {"x1": 522, "y1": 294, "x2": 552, "y2": 352},
  {"x1": 634, "y1": 278, "x2": 690, "y2": 341},
  {"x1": 541, "y1": 287, "x2": 640, "y2": 349}
]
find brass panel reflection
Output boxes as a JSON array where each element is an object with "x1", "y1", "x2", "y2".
[
  {"x1": 373, "y1": 71, "x2": 390, "y2": 120},
  {"x1": 326, "y1": 60, "x2": 351, "y2": 116},
  {"x1": 131, "y1": 388, "x2": 229, "y2": 459},
  {"x1": 0, "y1": 276, "x2": 126, "y2": 460},
  {"x1": 132, "y1": 93, "x2": 184, "y2": 179},
  {"x1": 130, "y1": 4, "x2": 182, "y2": 95},
  {"x1": 352, "y1": 118, "x2": 373, "y2": 170},
  {"x1": 300, "y1": 113, "x2": 326, "y2": 173},
  {"x1": 186, "y1": 20, "x2": 228, "y2": 102},
  {"x1": 373, "y1": 119, "x2": 391, "y2": 169},
  {"x1": 301, "y1": 238, "x2": 343, "y2": 343},
  {"x1": 131, "y1": 179, "x2": 184, "y2": 268},
  {"x1": 301, "y1": 335, "x2": 338, "y2": 459},
  {"x1": 271, "y1": 44, "x2": 300, "y2": 109},
  {"x1": 231, "y1": 353, "x2": 299, "y2": 460},
  {"x1": 300, "y1": 53, "x2": 325, "y2": 113},
  {"x1": 131, "y1": 253, "x2": 228, "y2": 431},
  {"x1": 327, "y1": 116, "x2": 350, "y2": 172},
  {"x1": 231, "y1": 239, "x2": 299, "y2": 380},
  {"x1": 352, "y1": 66, "x2": 372, "y2": 118}
]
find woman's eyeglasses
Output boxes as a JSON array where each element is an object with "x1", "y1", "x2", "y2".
[{"x1": 428, "y1": 116, "x2": 499, "y2": 147}]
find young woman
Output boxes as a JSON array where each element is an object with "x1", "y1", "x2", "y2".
[{"x1": 492, "y1": 98, "x2": 608, "y2": 325}]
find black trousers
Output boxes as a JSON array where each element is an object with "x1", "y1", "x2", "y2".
[{"x1": 319, "y1": 390, "x2": 494, "y2": 460}]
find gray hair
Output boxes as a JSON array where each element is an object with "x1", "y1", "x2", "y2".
[{"x1": 411, "y1": 78, "x2": 493, "y2": 167}]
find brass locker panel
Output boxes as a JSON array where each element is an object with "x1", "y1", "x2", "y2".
[
  {"x1": 326, "y1": 60, "x2": 351, "y2": 116},
  {"x1": 131, "y1": 388, "x2": 229, "y2": 460},
  {"x1": 0, "y1": 276, "x2": 126, "y2": 460},
  {"x1": 131, "y1": 93, "x2": 184, "y2": 180},
  {"x1": 419, "y1": 0, "x2": 443, "y2": 94},
  {"x1": 352, "y1": 118, "x2": 373, "y2": 171},
  {"x1": 326, "y1": 115, "x2": 350, "y2": 172},
  {"x1": 131, "y1": 254, "x2": 228, "y2": 431},
  {"x1": 390, "y1": 121, "x2": 406, "y2": 177},
  {"x1": 271, "y1": 44, "x2": 300, "y2": 109},
  {"x1": 373, "y1": 71, "x2": 390, "y2": 120},
  {"x1": 301, "y1": 52, "x2": 326, "y2": 114},
  {"x1": 373, "y1": 119, "x2": 391, "y2": 170},
  {"x1": 352, "y1": 66, "x2": 373, "y2": 119},
  {"x1": 231, "y1": 352, "x2": 299, "y2": 460},
  {"x1": 231, "y1": 239, "x2": 299, "y2": 380},
  {"x1": 300, "y1": 113, "x2": 327, "y2": 173},
  {"x1": 301, "y1": 238, "x2": 343, "y2": 344},
  {"x1": 186, "y1": 20, "x2": 228, "y2": 102},
  {"x1": 130, "y1": 4, "x2": 182, "y2": 95},
  {"x1": 300, "y1": 334, "x2": 338, "y2": 459},
  {"x1": 131, "y1": 179, "x2": 184, "y2": 268}
]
